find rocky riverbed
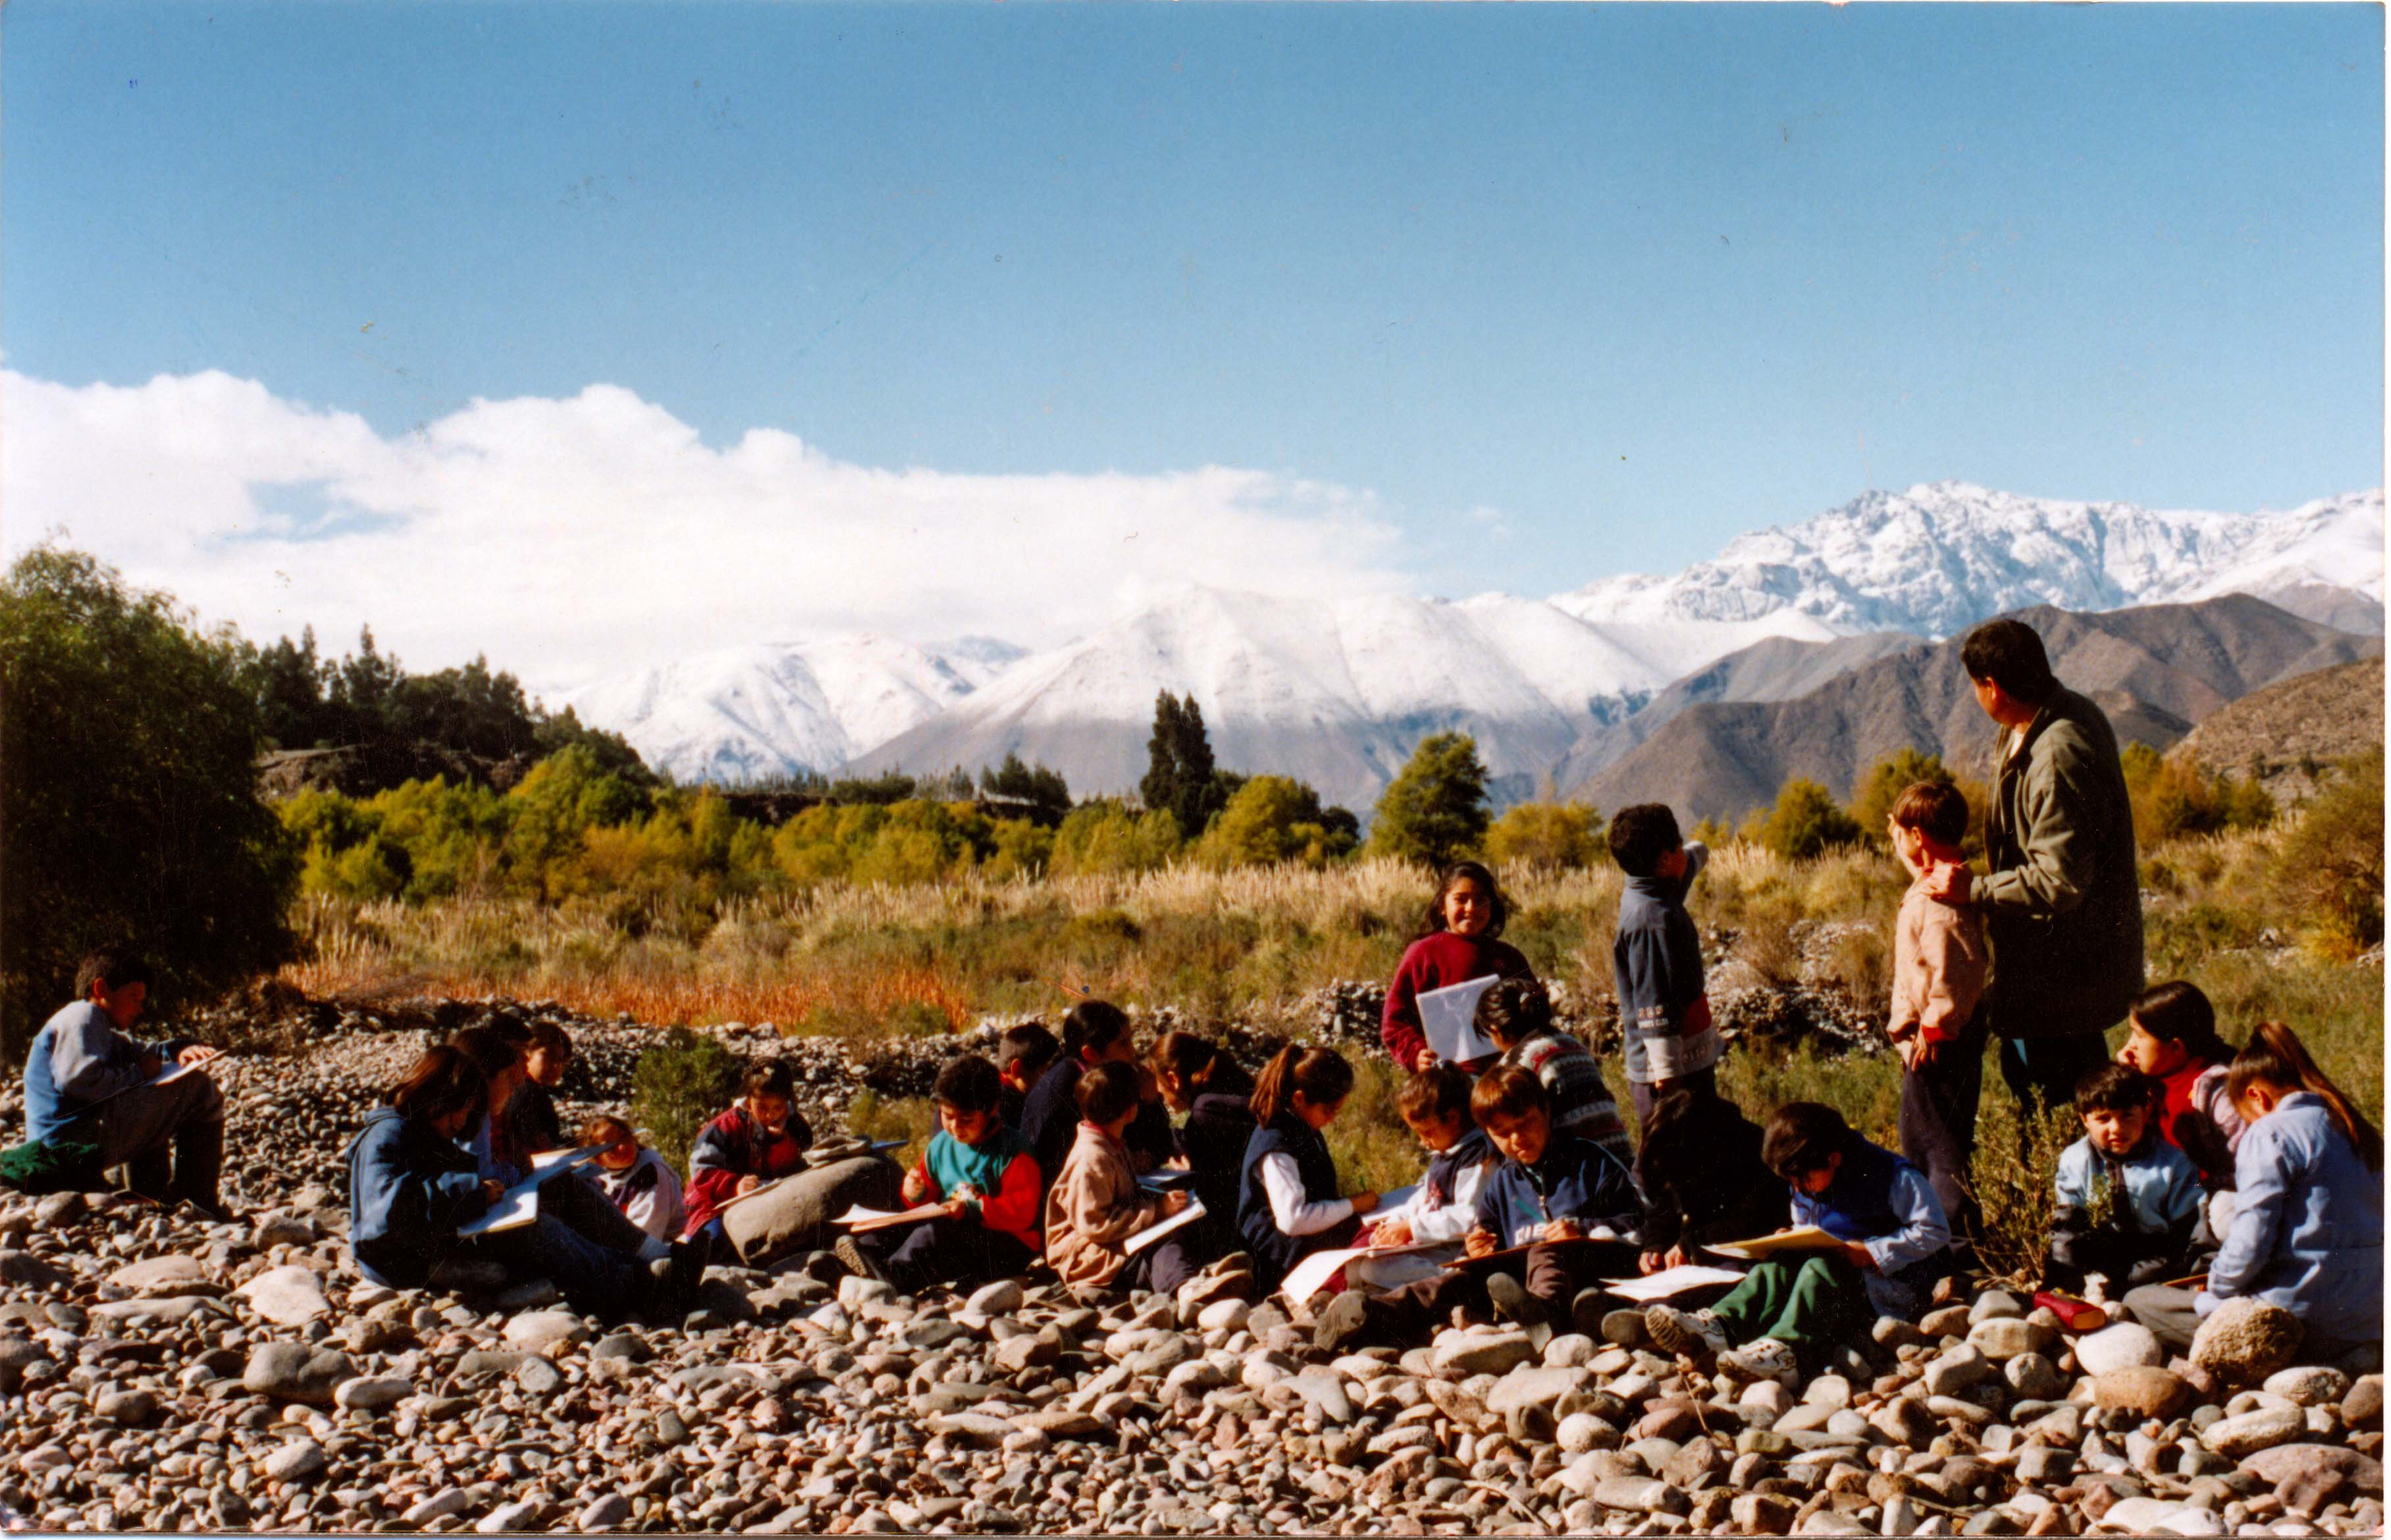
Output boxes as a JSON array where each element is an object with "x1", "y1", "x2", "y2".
[{"x1": 0, "y1": 994, "x2": 2380, "y2": 1535}]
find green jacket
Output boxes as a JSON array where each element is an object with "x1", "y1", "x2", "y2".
[{"x1": 1979, "y1": 686, "x2": 2144, "y2": 1040}]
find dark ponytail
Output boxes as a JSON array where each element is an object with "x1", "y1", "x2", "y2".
[
  {"x1": 1249, "y1": 1044, "x2": 1355, "y2": 1127},
  {"x1": 2227, "y1": 1020, "x2": 2382, "y2": 1171}
]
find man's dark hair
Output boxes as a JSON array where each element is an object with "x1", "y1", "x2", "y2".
[
  {"x1": 1960, "y1": 619, "x2": 2057, "y2": 706},
  {"x1": 933, "y1": 1054, "x2": 1003, "y2": 1116},
  {"x1": 1470, "y1": 1064, "x2": 1551, "y2": 1126},
  {"x1": 75, "y1": 948, "x2": 151, "y2": 999},
  {"x1": 1398, "y1": 1062, "x2": 1475, "y2": 1127},
  {"x1": 1473, "y1": 977, "x2": 1554, "y2": 1048},
  {"x1": 1074, "y1": 1060, "x2": 1143, "y2": 1126},
  {"x1": 447, "y1": 1025, "x2": 523, "y2": 1081},
  {"x1": 1761, "y1": 1101, "x2": 1850, "y2": 1182},
  {"x1": 2074, "y1": 1062, "x2": 2154, "y2": 1117},
  {"x1": 742, "y1": 1060, "x2": 796, "y2": 1102},
  {"x1": 997, "y1": 1022, "x2": 1060, "y2": 1079},
  {"x1": 1606, "y1": 804, "x2": 1684, "y2": 879}
]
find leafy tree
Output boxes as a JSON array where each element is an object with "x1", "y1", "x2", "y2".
[
  {"x1": 2121, "y1": 742, "x2": 2276, "y2": 846},
  {"x1": 630, "y1": 1027, "x2": 741, "y2": 1174},
  {"x1": 1759, "y1": 778, "x2": 1864, "y2": 861},
  {"x1": 1484, "y1": 801, "x2": 1606, "y2": 869},
  {"x1": 978, "y1": 753, "x2": 1072, "y2": 827},
  {"x1": 2271, "y1": 749, "x2": 2384, "y2": 954},
  {"x1": 1051, "y1": 799, "x2": 1184, "y2": 875},
  {"x1": 1849, "y1": 748, "x2": 1992, "y2": 858},
  {"x1": 826, "y1": 771, "x2": 918, "y2": 806},
  {"x1": 1196, "y1": 775, "x2": 1361, "y2": 869},
  {"x1": 1367, "y1": 732, "x2": 1491, "y2": 867},
  {"x1": 1141, "y1": 691, "x2": 1228, "y2": 837},
  {"x1": 0, "y1": 548, "x2": 297, "y2": 1061}
]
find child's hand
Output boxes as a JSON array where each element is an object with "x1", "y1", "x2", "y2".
[
  {"x1": 901, "y1": 1170, "x2": 928, "y2": 1204},
  {"x1": 1842, "y1": 1241, "x2": 1877, "y2": 1271},
  {"x1": 1639, "y1": 1250, "x2": 1664, "y2": 1275},
  {"x1": 1463, "y1": 1228, "x2": 1496, "y2": 1260},
  {"x1": 1161, "y1": 1191, "x2": 1190, "y2": 1217},
  {"x1": 1665, "y1": 1243, "x2": 1689, "y2": 1270},
  {"x1": 1374, "y1": 1218, "x2": 1413, "y2": 1247},
  {"x1": 1165, "y1": 1155, "x2": 1191, "y2": 1172},
  {"x1": 177, "y1": 1044, "x2": 224, "y2": 1069},
  {"x1": 1543, "y1": 1219, "x2": 1584, "y2": 1243},
  {"x1": 942, "y1": 1196, "x2": 972, "y2": 1219},
  {"x1": 1908, "y1": 1035, "x2": 1939, "y2": 1070},
  {"x1": 1411, "y1": 1047, "x2": 1438, "y2": 1074},
  {"x1": 735, "y1": 1175, "x2": 761, "y2": 1196},
  {"x1": 480, "y1": 1180, "x2": 506, "y2": 1205}
]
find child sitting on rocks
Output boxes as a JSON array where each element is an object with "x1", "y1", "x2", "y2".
[
  {"x1": 2044, "y1": 1063, "x2": 2203, "y2": 1294},
  {"x1": 1346, "y1": 1064, "x2": 1498, "y2": 1291},
  {"x1": 1646, "y1": 1101, "x2": 1950, "y2": 1384},
  {"x1": 2124, "y1": 1021, "x2": 2384, "y2": 1375},
  {"x1": 1475, "y1": 978, "x2": 1637, "y2": 1172},
  {"x1": 348, "y1": 1046, "x2": 701, "y2": 1320},
  {"x1": 585, "y1": 1114, "x2": 687, "y2": 1243},
  {"x1": 2116, "y1": 981, "x2": 2246, "y2": 1190},
  {"x1": 1022, "y1": 1002, "x2": 1174, "y2": 1219},
  {"x1": 1315, "y1": 1066, "x2": 1640, "y2": 1352},
  {"x1": 1238, "y1": 1045, "x2": 1379, "y2": 1294},
  {"x1": 996, "y1": 1023, "x2": 1060, "y2": 1132},
  {"x1": 504, "y1": 1019, "x2": 575, "y2": 1156},
  {"x1": 684, "y1": 1059, "x2": 813, "y2": 1239},
  {"x1": 1044, "y1": 1062, "x2": 1194, "y2": 1293},
  {"x1": 1634, "y1": 1080, "x2": 1787, "y2": 1275},
  {"x1": 1149, "y1": 1030, "x2": 1256, "y2": 1275},
  {"x1": 840, "y1": 1055, "x2": 1041, "y2": 1296}
]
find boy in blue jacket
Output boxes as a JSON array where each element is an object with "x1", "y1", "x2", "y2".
[
  {"x1": 1608, "y1": 806, "x2": 1719, "y2": 1124},
  {"x1": 1317, "y1": 1066, "x2": 1641, "y2": 1350},
  {"x1": 1647, "y1": 1102, "x2": 1949, "y2": 1385},
  {"x1": 2044, "y1": 1064, "x2": 2203, "y2": 1293}
]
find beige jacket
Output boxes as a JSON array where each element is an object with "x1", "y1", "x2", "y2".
[
  {"x1": 1890, "y1": 875, "x2": 1987, "y2": 1045},
  {"x1": 1043, "y1": 1123, "x2": 1161, "y2": 1289}
]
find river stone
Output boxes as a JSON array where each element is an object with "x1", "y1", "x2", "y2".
[
  {"x1": 243, "y1": 1343, "x2": 356, "y2": 1406},
  {"x1": 108, "y1": 1254, "x2": 209, "y2": 1293},
  {"x1": 2095, "y1": 1366, "x2": 2194, "y2": 1419},
  {"x1": 2191, "y1": 1298, "x2": 2303, "y2": 1385},
  {"x1": 238, "y1": 1264, "x2": 330, "y2": 1325},
  {"x1": 1558, "y1": 1411, "x2": 1617, "y2": 1454},
  {"x1": 252, "y1": 1212, "x2": 317, "y2": 1249},
  {"x1": 2094, "y1": 1497, "x2": 2202, "y2": 1533},
  {"x1": 94, "y1": 1388, "x2": 157, "y2": 1424},
  {"x1": 334, "y1": 1375, "x2": 413, "y2": 1411},
  {"x1": 2263, "y1": 1365, "x2": 2352, "y2": 1407},
  {"x1": 503, "y1": 1310, "x2": 591, "y2": 1354},
  {"x1": 403, "y1": 1490, "x2": 471, "y2": 1525},
  {"x1": 2076, "y1": 1322, "x2": 2165, "y2": 1375},
  {"x1": 2346, "y1": 1375, "x2": 2384, "y2": 1428},
  {"x1": 1970, "y1": 1291, "x2": 2024, "y2": 1322},
  {"x1": 477, "y1": 1499, "x2": 540, "y2": 1533},
  {"x1": 1924, "y1": 1345, "x2": 1995, "y2": 1395},
  {"x1": 261, "y1": 1439, "x2": 328, "y2": 1483},
  {"x1": 1431, "y1": 1325, "x2": 1537, "y2": 1377},
  {"x1": 721, "y1": 1155, "x2": 906, "y2": 1268},
  {"x1": 2199, "y1": 1404, "x2": 2305, "y2": 1458},
  {"x1": 0, "y1": 1249, "x2": 70, "y2": 1289},
  {"x1": 1968, "y1": 1316, "x2": 2057, "y2": 1360},
  {"x1": 2004, "y1": 1351, "x2": 2066, "y2": 1402},
  {"x1": 1592, "y1": 1475, "x2": 1688, "y2": 1515},
  {"x1": 966, "y1": 1277, "x2": 1024, "y2": 1314},
  {"x1": 1488, "y1": 1365, "x2": 1593, "y2": 1415},
  {"x1": 2240, "y1": 1443, "x2": 2385, "y2": 1497},
  {"x1": 454, "y1": 1349, "x2": 529, "y2": 1381},
  {"x1": 1010, "y1": 1408, "x2": 1107, "y2": 1439},
  {"x1": 576, "y1": 1493, "x2": 630, "y2": 1531}
]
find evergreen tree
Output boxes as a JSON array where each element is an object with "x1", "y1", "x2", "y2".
[
  {"x1": 1140, "y1": 690, "x2": 1230, "y2": 836},
  {"x1": 978, "y1": 753, "x2": 1072, "y2": 827},
  {"x1": 1367, "y1": 732, "x2": 1492, "y2": 866}
]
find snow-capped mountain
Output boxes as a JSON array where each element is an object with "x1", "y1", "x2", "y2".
[
  {"x1": 854, "y1": 586, "x2": 1839, "y2": 809},
  {"x1": 1558, "y1": 483, "x2": 2384, "y2": 637},
  {"x1": 562, "y1": 635, "x2": 1024, "y2": 785}
]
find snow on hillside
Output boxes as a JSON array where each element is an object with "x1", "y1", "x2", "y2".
[
  {"x1": 563, "y1": 635, "x2": 1024, "y2": 785},
  {"x1": 1556, "y1": 482, "x2": 2385, "y2": 638}
]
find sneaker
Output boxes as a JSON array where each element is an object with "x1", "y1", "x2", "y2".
[
  {"x1": 1717, "y1": 1337, "x2": 1800, "y2": 1387},
  {"x1": 1313, "y1": 1291, "x2": 1373, "y2": 1354},
  {"x1": 1486, "y1": 1272, "x2": 1550, "y2": 1331},
  {"x1": 1643, "y1": 1304, "x2": 1730, "y2": 1367},
  {"x1": 833, "y1": 1234, "x2": 883, "y2": 1283}
]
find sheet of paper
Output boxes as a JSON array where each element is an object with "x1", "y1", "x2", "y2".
[
  {"x1": 1416, "y1": 976, "x2": 1500, "y2": 1064},
  {"x1": 1124, "y1": 1198, "x2": 1207, "y2": 1255},
  {"x1": 529, "y1": 1144, "x2": 609, "y2": 1175},
  {"x1": 459, "y1": 1179, "x2": 540, "y2": 1237},
  {"x1": 1598, "y1": 1264, "x2": 1747, "y2": 1303},
  {"x1": 1703, "y1": 1225, "x2": 1844, "y2": 1260},
  {"x1": 833, "y1": 1202, "x2": 950, "y2": 1233},
  {"x1": 1278, "y1": 1239, "x2": 1452, "y2": 1305}
]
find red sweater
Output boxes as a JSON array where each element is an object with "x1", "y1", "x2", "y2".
[{"x1": 1382, "y1": 931, "x2": 1535, "y2": 1071}]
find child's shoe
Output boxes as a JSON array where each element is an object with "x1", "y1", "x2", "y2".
[
  {"x1": 1642, "y1": 1304, "x2": 1730, "y2": 1368},
  {"x1": 1569, "y1": 1288, "x2": 1612, "y2": 1343},
  {"x1": 1717, "y1": 1337, "x2": 1800, "y2": 1388},
  {"x1": 1486, "y1": 1272, "x2": 1550, "y2": 1331},
  {"x1": 833, "y1": 1234, "x2": 883, "y2": 1283}
]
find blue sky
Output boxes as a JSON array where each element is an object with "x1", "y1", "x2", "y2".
[{"x1": 3, "y1": 2, "x2": 2382, "y2": 674}]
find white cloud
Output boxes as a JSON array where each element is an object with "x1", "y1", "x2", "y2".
[{"x1": 2, "y1": 370, "x2": 1413, "y2": 695}]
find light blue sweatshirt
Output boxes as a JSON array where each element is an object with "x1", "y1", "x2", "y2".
[{"x1": 2200, "y1": 1092, "x2": 2384, "y2": 1350}]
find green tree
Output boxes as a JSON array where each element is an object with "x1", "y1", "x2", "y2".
[
  {"x1": 1140, "y1": 691, "x2": 1228, "y2": 837},
  {"x1": 978, "y1": 753, "x2": 1072, "y2": 827},
  {"x1": 2271, "y1": 749, "x2": 2384, "y2": 954},
  {"x1": 1484, "y1": 801, "x2": 1606, "y2": 869},
  {"x1": 1367, "y1": 732, "x2": 1491, "y2": 867},
  {"x1": 1196, "y1": 775, "x2": 1360, "y2": 869},
  {"x1": 1760, "y1": 778, "x2": 1864, "y2": 861},
  {"x1": 0, "y1": 548, "x2": 297, "y2": 1061}
]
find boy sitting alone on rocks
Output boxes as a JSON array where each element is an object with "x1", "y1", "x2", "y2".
[
  {"x1": 16, "y1": 950, "x2": 229, "y2": 1218},
  {"x1": 1315, "y1": 1066, "x2": 1641, "y2": 1352},
  {"x1": 1646, "y1": 1101, "x2": 1950, "y2": 1385},
  {"x1": 839, "y1": 1054, "x2": 1041, "y2": 1296},
  {"x1": 2044, "y1": 1063, "x2": 2203, "y2": 1295}
]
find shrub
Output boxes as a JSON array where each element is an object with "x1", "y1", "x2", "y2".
[
  {"x1": 629, "y1": 1027, "x2": 741, "y2": 1173},
  {"x1": 0, "y1": 548, "x2": 297, "y2": 1061},
  {"x1": 1196, "y1": 775, "x2": 1359, "y2": 869},
  {"x1": 1759, "y1": 779, "x2": 1863, "y2": 861},
  {"x1": 1049, "y1": 801, "x2": 1182, "y2": 875},
  {"x1": 1968, "y1": 1087, "x2": 2084, "y2": 1283},
  {"x1": 1367, "y1": 732, "x2": 1491, "y2": 867},
  {"x1": 2122, "y1": 742, "x2": 2276, "y2": 846},
  {"x1": 2269, "y1": 749, "x2": 2384, "y2": 956},
  {"x1": 1484, "y1": 802, "x2": 1606, "y2": 869}
]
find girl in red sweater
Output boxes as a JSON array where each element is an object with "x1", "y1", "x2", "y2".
[{"x1": 1382, "y1": 861, "x2": 1537, "y2": 1075}]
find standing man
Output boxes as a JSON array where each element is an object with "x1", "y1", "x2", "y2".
[
  {"x1": 1930, "y1": 619, "x2": 2143, "y2": 1116},
  {"x1": 21, "y1": 949, "x2": 231, "y2": 1218}
]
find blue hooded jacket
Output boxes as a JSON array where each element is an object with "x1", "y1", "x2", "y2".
[
  {"x1": 346, "y1": 1105, "x2": 490, "y2": 1289},
  {"x1": 2204, "y1": 1092, "x2": 2384, "y2": 1351}
]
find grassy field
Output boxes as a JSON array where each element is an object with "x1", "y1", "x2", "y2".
[{"x1": 284, "y1": 824, "x2": 2381, "y2": 1281}]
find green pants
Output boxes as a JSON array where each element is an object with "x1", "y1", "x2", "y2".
[{"x1": 1712, "y1": 1255, "x2": 1870, "y2": 1370}]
